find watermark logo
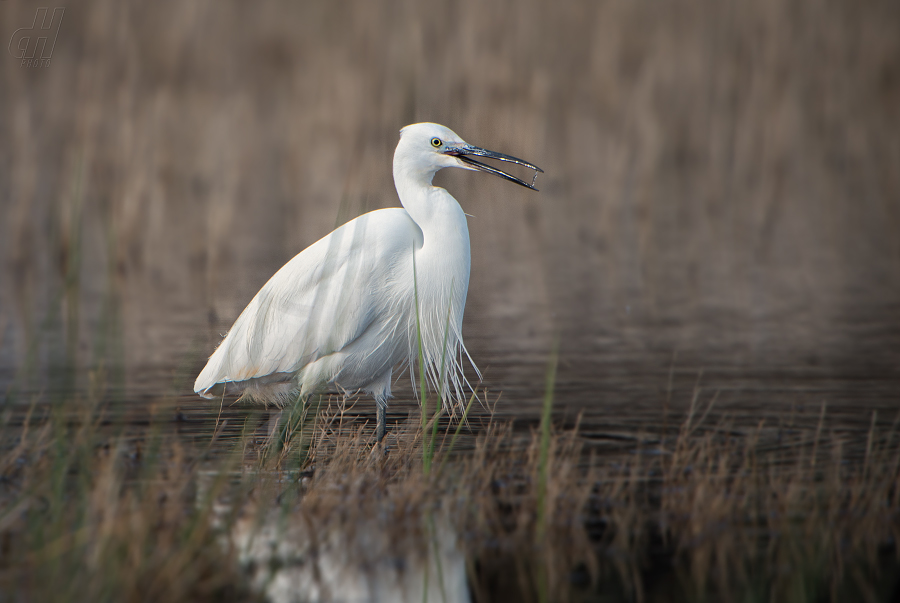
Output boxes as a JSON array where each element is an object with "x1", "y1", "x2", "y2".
[{"x1": 8, "y1": 7, "x2": 65, "y2": 68}]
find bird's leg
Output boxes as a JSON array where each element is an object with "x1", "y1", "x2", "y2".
[{"x1": 376, "y1": 402, "x2": 386, "y2": 443}]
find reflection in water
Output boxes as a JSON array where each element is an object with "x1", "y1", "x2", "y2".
[{"x1": 229, "y1": 509, "x2": 469, "y2": 603}]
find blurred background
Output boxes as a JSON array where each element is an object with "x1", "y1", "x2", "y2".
[{"x1": 1, "y1": 0, "x2": 898, "y2": 423}]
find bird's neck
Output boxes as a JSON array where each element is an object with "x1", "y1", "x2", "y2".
[
  {"x1": 393, "y1": 166, "x2": 466, "y2": 239},
  {"x1": 394, "y1": 169, "x2": 471, "y2": 322}
]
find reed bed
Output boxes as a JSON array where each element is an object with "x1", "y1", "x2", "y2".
[{"x1": 0, "y1": 386, "x2": 897, "y2": 603}]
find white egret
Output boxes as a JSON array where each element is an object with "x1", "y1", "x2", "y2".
[{"x1": 194, "y1": 123, "x2": 542, "y2": 441}]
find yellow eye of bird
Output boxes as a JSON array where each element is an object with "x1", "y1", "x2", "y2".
[{"x1": 431, "y1": 137, "x2": 442, "y2": 148}]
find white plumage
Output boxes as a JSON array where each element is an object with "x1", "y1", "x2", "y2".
[{"x1": 194, "y1": 123, "x2": 541, "y2": 440}]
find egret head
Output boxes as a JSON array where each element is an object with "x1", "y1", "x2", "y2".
[{"x1": 395, "y1": 123, "x2": 543, "y2": 190}]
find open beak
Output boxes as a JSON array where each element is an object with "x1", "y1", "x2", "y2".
[{"x1": 444, "y1": 143, "x2": 544, "y2": 191}]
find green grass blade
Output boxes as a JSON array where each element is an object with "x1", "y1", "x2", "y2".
[{"x1": 535, "y1": 341, "x2": 558, "y2": 546}]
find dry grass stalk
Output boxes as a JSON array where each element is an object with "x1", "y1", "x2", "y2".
[{"x1": 0, "y1": 394, "x2": 897, "y2": 602}]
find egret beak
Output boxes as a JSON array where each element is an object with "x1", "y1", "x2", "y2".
[{"x1": 444, "y1": 143, "x2": 544, "y2": 191}]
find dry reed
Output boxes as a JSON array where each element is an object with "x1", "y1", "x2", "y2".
[{"x1": 0, "y1": 391, "x2": 897, "y2": 602}]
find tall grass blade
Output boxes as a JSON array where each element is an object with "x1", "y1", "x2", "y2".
[
  {"x1": 426, "y1": 286, "x2": 455, "y2": 471},
  {"x1": 535, "y1": 342, "x2": 558, "y2": 603},
  {"x1": 536, "y1": 342, "x2": 558, "y2": 542},
  {"x1": 437, "y1": 390, "x2": 477, "y2": 475}
]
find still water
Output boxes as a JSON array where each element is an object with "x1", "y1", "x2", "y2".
[{"x1": 2, "y1": 245, "x2": 897, "y2": 455}]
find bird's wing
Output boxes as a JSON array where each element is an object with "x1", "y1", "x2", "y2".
[{"x1": 194, "y1": 208, "x2": 420, "y2": 395}]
